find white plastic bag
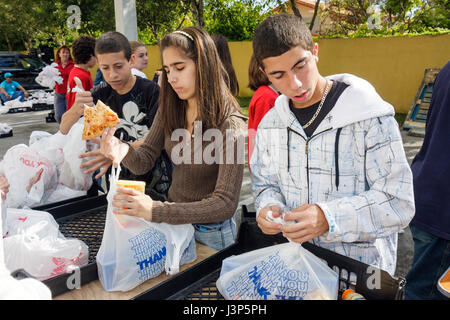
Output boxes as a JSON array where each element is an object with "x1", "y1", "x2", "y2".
[
  {"x1": 0, "y1": 198, "x2": 52, "y2": 300},
  {"x1": 0, "y1": 105, "x2": 8, "y2": 115},
  {"x1": 96, "y1": 167, "x2": 196, "y2": 292},
  {"x1": 2, "y1": 144, "x2": 58, "y2": 208},
  {"x1": 45, "y1": 183, "x2": 87, "y2": 204},
  {"x1": 0, "y1": 123, "x2": 12, "y2": 134},
  {"x1": 5, "y1": 207, "x2": 63, "y2": 239},
  {"x1": 216, "y1": 242, "x2": 339, "y2": 300},
  {"x1": 3, "y1": 208, "x2": 88, "y2": 281},
  {"x1": 29, "y1": 131, "x2": 52, "y2": 146},
  {"x1": 1, "y1": 198, "x2": 7, "y2": 238},
  {"x1": 35, "y1": 63, "x2": 63, "y2": 90},
  {"x1": 4, "y1": 97, "x2": 27, "y2": 110},
  {"x1": 59, "y1": 119, "x2": 94, "y2": 191},
  {"x1": 29, "y1": 131, "x2": 67, "y2": 176}
]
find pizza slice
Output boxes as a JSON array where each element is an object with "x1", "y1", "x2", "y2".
[{"x1": 82, "y1": 100, "x2": 120, "y2": 140}]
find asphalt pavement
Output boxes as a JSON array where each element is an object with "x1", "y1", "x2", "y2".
[{"x1": 0, "y1": 109, "x2": 424, "y2": 279}]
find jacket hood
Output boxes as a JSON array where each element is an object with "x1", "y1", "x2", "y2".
[{"x1": 273, "y1": 73, "x2": 395, "y2": 132}]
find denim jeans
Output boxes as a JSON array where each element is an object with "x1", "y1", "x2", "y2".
[
  {"x1": 0, "y1": 91, "x2": 24, "y2": 102},
  {"x1": 53, "y1": 93, "x2": 67, "y2": 123},
  {"x1": 194, "y1": 218, "x2": 236, "y2": 251},
  {"x1": 405, "y1": 225, "x2": 450, "y2": 300}
]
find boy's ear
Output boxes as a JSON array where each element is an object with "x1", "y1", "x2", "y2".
[
  {"x1": 130, "y1": 53, "x2": 136, "y2": 64},
  {"x1": 313, "y1": 43, "x2": 319, "y2": 61}
]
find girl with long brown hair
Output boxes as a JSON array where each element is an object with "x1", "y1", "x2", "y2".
[{"x1": 98, "y1": 27, "x2": 246, "y2": 251}]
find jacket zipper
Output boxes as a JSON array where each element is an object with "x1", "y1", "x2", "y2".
[{"x1": 304, "y1": 128, "x2": 332, "y2": 203}]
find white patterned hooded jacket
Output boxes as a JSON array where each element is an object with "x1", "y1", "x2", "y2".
[{"x1": 250, "y1": 73, "x2": 415, "y2": 275}]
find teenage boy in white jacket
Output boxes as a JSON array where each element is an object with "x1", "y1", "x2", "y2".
[{"x1": 250, "y1": 14, "x2": 415, "y2": 275}]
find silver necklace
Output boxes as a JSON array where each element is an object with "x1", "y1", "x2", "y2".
[{"x1": 302, "y1": 80, "x2": 331, "y2": 129}]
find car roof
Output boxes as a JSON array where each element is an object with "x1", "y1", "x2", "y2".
[{"x1": 0, "y1": 52, "x2": 28, "y2": 57}]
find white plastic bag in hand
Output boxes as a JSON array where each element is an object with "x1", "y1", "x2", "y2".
[
  {"x1": 35, "y1": 63, "x2": 63, "y2": 89},
  {"x1": 216, "y1": 242, "x2": 339, "y2": 300},
  {"x1": 59, "y1": 118, "x2": 94, "y2": 191},
  {"x1": 96, "y1": 167, "x2": 196, "y2": 292},
  {"x1": 2, "y1": 144, "x2": 58, "y2": 208},
  {"x1": 3, "y1": 208, "x2": 88, "y2": 281}
]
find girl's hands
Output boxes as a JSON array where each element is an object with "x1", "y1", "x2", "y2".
[{"x1": 112, "y1": 187, "x2": 153, "y2": 221}]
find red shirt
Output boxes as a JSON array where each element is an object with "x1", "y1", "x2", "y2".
[
  {"x1": 66, "y1": 66, "x2": 93, "y2": 110},
  {"x1": 247, "y1": 85, "x2": 279, "y2": 169},
  {"x1": 54, "y1": 60, "x2": 74, "y2": 94}
]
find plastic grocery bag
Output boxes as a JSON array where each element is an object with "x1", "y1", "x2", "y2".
[
  {"x1": 216, "y1": 242, "x2": 339, "y2": 300},
  {"x1": 0, "y1": 198, "x2": 52, "y2": 300},
  {"x1": 35, "y1": 63, "x2": 63, "y2": 89},
  {"x1": 0, "y1": 123, "x2": 12, "y2": 134},
  {"x1": 1, "y1": 144, "x2": 58, "y2": 208},
  {"x1": 96, "y1": 167, "x2": 196, "y2": 292},
  {"x1": 45, "y1": 183, "x2": 87, "y2": 204},
  {"x1": 29, "y1": 131, "x2": 67, "y2": 176},
  {"x1": 3, "y1": 208, "x2": 89, "y2": 281},
  {"x1": 5, "y1": 208, "x2": 63, "y2": 239},
  {"x1": 1, "y1": 198, "x2": 6, "y2": 238},
  {"x1": 59, "y1": 118, "x2": 94, "y2": 191}
]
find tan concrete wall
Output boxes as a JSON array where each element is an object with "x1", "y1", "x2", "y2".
[
  {"x1": 315, "y1": 34, "x2": 450, "y2": 113},
  {"x1": 93, "y1": 33, "x2": 449, "y2": 114}
]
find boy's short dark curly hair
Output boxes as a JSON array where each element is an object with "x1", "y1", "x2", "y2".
[
  {"x1": 95, "y1": 31, "x2": 132, "y2": 61},
  {"x1": 253, "y1": 13, "x2": 314, "y2": 69},
  {"x1": 72, "y1": 36, "x2": 96, "y2": 64}
]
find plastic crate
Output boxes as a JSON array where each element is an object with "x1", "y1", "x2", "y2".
[
  {"x1": 0, "y1": 129, "x2": 13, "y2": 139},
  {"x1": 134, "y1": 205, "x2": 406, "y2": 300},
  {"x1": 24, "y1": 199, "x2": 405, "y2": 300},
  {"x1": 11, "y1": 269, "x2": 35, "y2": 280}
]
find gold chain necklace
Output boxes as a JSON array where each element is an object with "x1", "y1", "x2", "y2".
[{"x1": 302, "y1": 80, "x2": 331, "y2": 129}]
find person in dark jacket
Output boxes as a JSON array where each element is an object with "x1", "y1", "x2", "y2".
[{"x1": 405, "y1": 61, "x2": 450, "y2": 300}]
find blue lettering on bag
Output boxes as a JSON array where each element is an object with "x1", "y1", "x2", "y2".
[
  {"x1": 129, "y1": 227, "x2": 167, "y2": 280},
  {"x1": 248, "y1": 266, "x2": 271, "y2": 299},
  {"x1": 136, "y1": 247, "x2": 167, "y2": 270}
]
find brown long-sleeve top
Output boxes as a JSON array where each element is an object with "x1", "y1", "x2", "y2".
[{"x1": 122, "y1": 109, "x2": 247, "y2": 225}]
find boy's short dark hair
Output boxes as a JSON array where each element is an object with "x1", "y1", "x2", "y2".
[
  {"x1": 95, "y1": 31, "x2": 132, "y2": 61},
  {"x1": 72, "y1": 36, "x2": 96, "y2": 64},
  {"x1": 253, "y1": 13, "x2": 314, "y2": 69}
]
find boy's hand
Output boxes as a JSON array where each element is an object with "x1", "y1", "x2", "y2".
[
  {"x1": 257, "y1": 205, "x2": 283, "y2": 235},
  {"x1": 100, "y1": 127, "x2": 130, "y2": 168},
  {"x1": 281, "y1": 204, "x2": 329, "y2": 243},
  {"x1": 79, "y1": 139, "x2": 112, "y2": 179},
  {"x1": 72, "y1": 77, "x2": 93, "y2": 117}
]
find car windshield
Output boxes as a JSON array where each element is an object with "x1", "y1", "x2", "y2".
[
  {"x1": 0, "y1": 56, "x2": 19, "y2": 68},
  {"x1": 19, "y1": 56, "x2": 46, "y2": 69}
]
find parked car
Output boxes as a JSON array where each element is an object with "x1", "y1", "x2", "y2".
[{"x1": 0, "y1": 52, "x2": 48, "y2": 91}]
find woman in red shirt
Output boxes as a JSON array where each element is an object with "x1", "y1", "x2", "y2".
[
  {"x1": 54, "y1": 46, "x2": 74, "y2": 123},
  {"x1": 247, "y1": 54, "x2": 279, "y2": 169}
]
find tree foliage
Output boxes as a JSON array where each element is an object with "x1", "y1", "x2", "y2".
[
  {"x1": 320, "y1": 0, "x2": 449, "y2": 37},
  {"x1": 204, "y1": 0, "x2": 271, "y2": 41},
  {"x1": 0, "y1": 0, "x2": 448, "y2": 51},
  {"x1": 136, "y1": 0, "x2": 190, "y2": 44}
]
